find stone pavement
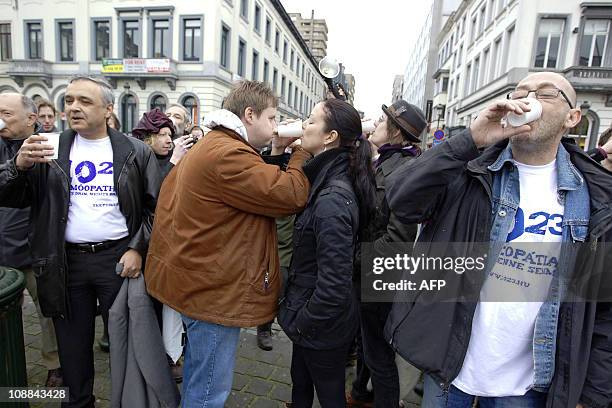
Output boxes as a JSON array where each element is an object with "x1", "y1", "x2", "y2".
[{"x1": 22, "y1": 292, "x2": 421, "y2": 407}]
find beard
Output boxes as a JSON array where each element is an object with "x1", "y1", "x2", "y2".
[{"x1": 510, "y1": 110, "x2": 566, "y2": 152}]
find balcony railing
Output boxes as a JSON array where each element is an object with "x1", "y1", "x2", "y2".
[
  {"x1": 7, "y1": 60, "x2": 54, "y2": 88},
  {"x1": 563, "y1": 66, "x2": 612, "y2": 91}
]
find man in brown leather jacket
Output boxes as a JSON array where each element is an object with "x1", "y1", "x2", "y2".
[{"x1": 145, "y1": 80, "x2": 311, "y2": 407}]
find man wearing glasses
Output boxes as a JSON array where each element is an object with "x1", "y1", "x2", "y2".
[{"x1": 385, "y1": 72, "x2": 612, "y2": 408}]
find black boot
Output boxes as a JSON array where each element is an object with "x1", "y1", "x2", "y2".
[{"x1": 257, "y1": 322, "x2": 273, "y2": 351}]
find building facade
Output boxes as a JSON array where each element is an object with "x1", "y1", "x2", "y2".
[
  {"x1": 439, "y1": 0, "x2": 612, "y2": 150},
  {"x1": 288, "y1": 11, "x2": 328, "y2": 62},
  {"x1": 401, "y1": 0, "x2": 460, "y2": 135},
  {"x1": 0, "y1": 0, "x2": 327, "y2": 134},
  {"x1": 391, "y1": 74, "x2": 404, "y2": 103}
]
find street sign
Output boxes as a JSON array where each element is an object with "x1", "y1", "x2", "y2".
[
  {"x1": 434, "y1": 129, "x2": 445, "y2": 140},
  {"x1": 432, "y1": 139, "x2": 444, "y2": 146}
]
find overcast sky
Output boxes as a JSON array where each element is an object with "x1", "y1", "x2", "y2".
[{"x1": 280, "y1": 0, "x2": 430, "y2": 119}]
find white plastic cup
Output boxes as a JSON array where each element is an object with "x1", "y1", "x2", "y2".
[
  {"x1": 506, "y1": 98, "x2": 543, "y2": 127},
  {"x1": 0, "y1": 118, "x2": 5, "y2": 131},
  {"x1": 277, "y1": 120, "x2": 304, "y2": 138},
  {"x1": 40, "y1": 132, "x2": 60, "y2": 160},
  {"x1": 362, "y1": 119, "x2": 376, "y2": 134}
]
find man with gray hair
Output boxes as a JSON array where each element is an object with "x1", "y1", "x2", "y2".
[
  {"x1": 165, "y1": 103, "x2": 192, "y2": 138},
  {"x1": 0, "y1": 75, "x2": 162, "y2": 407},
  {"x1": 0, "y1": 93, "x2": 63, "y2": 387}
]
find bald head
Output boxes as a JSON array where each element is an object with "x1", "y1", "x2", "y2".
[
  {"x1": 516, "y1": 72, "x2": 576, "y2": 108},
  {"x1": 0, "y1": 93, "x2": 38, "y2": 139}
]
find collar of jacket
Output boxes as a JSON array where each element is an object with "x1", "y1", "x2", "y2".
[
  {"x1": 378, "y1": 150, "x2": 417, "y2": 177},
  {"x1": 303, "y1": 147, "x2": 350, "y2": 204},
  {"x1": 212, "y1": 126, "x2": 262, "y2": 154},
  {"x1": 375, "y1": 143, "x2": 420, "y2": 169},
  {"x1": 486, "y1": 140, "x2": 583, "y2": 191},
  {"x1": 303, "y1": 147, "x2": 348, "y2": 184},
  {"x1": 56, "y1": 127, "x2": 134, "y2": 188}
]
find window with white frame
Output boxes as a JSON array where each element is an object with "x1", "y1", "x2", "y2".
[
  {"x1": 579, "y1": 19, "x2": 610, "y2": 67},
  {"x1": 472, "y1": 57, "x2": 480, "y2": 93},
  {"x1": 534, "y1": 18, "x2": 564, "y2": 69},
  {"x1": 252, "y1": 49, "x2": 259, "y2": 80},
  {"x1": 152, "y1": 19, "x2": 170, "y2": 58},
  {"x1": 237, "y1": 39, "x2": 246, "y2": 77},
  {"x1": 254, "y1": 3, "x2": 261, "y2": 32},
  {"x1": 482, "y1": 47, "x2": 490, "y2": 86},
  {"x1": 0, "y1": 23, "x2": 11, "y2": 60}
]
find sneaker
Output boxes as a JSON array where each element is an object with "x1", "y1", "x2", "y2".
[
  {"x1": 257, "y1": 330, "x2": 273, "y2": 351},
  {"x1": 45, "y1": 368, "x2": 64, "y2": 387}
]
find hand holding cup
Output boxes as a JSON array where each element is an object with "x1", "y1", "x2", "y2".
[
  {"x1": 16, "y1": 134, "x2": 56, "y2": 170},
  {"x1": 469, "y1": 99, "x2": 533, "y2": 148}
]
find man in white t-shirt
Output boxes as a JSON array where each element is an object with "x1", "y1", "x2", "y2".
[
  {"x1": 0, "y1": 76, "x2": 161, "y2": 407},
  {"x1": 385, "y1": 71, "x2": 612, "y2": 408}
]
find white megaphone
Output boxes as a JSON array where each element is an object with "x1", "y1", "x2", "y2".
[{"x1": 318, "y1": 56, "x2": 340, "y2": 79}]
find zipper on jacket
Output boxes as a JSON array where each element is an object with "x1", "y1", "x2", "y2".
[
  {"x1": 264, "y1": 271, "x2": 270, "y2": 290},
  {"x1": 116, "y1": 151, "x2": 134, "y2": 199}
]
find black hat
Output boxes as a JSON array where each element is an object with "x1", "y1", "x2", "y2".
[{"x1": 381, "y1": 100, "x2": 427, "y2": 143}]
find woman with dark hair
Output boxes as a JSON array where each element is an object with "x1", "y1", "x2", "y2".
[
  {"x1": 278, "y1": 98, "x2": 376, "y2": 407},
  {"x1": 348, "y1": 100, "x2": 428, "y2": 408},
  {"x1": 132, "y1": 108, "x2": 192, "y2": 178}
]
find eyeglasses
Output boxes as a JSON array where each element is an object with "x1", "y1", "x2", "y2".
[{"x1": 506, "y1": 88, "x2": 574, "y2": 109}]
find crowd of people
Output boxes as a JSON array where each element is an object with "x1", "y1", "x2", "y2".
[{"x1": 0, "y1": 70, "x2": 611, "y2": 408}]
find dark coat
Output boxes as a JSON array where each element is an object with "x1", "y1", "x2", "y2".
[
  {"x1": 0, "y1": 127, "x2": 161, "y2": 318},
  {"x1": 278, "y1": 148, "x2": 360, "y2": 350},
  {"x1": 368, "y1": 151, "x2": 419, "y2": 263},
  {"x1": 384, "y1": 130, "x2": 612, "y2": 408},
  {"x1": 0, "y1": 137, "x2": 31, "y2": 269}
]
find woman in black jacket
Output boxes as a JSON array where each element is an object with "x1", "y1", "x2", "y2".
[{"x1": 278, "y1": 98, "x2": 376, "y2": 407}]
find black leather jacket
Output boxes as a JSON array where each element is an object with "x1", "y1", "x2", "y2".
[{"x1": 0, "y1": 128, "x2": 161, "y2": 318}]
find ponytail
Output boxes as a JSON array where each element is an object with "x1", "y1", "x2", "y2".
[
  {"x1": 348, "y1": 136, "x2": 377, "y2": 235},
  {"x1": 321, "y1": 99, "x2": 377, "y2": 235}
]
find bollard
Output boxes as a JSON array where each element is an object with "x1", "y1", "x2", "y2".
[{"x1": 0, "y1": 266, "x2": 28, "y2": 408}]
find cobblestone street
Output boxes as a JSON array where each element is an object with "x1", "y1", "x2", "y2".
[{"x1": 22, "y1": 293, "x2": 421, "y2": 407}]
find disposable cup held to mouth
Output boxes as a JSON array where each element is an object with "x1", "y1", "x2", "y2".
[
  {"x1": 277, "y1": 120, "x2": 304, "y2": 138},
  {"x1": 40, "y1": 132, "x2": 60, "y2": 160},
  {"x1": 0, "y1": 119, "x2": 5, "y2": 131},
  {"x1": 362, "y1": 119, "x2": 376, "y2": 134},
  {"x1": 506, "y1": 98, "x2": 542, "y2": 127}
]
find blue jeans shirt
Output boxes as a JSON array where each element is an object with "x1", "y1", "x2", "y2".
[{"x1": 486, "y1": 142, "x2": 590, "y2": 391}]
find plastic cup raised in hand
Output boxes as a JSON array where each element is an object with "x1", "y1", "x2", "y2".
[
  {"x1": 362, "y1": 119, "x2": 376, "y2": 134},
  {"x1": 40, "y1": 132, "x2": 60, "y2": 160},
  {"x1": 277, "y1": 120, "x2": 304, "y2": 138},
  {"x1": 0, "y1": 118, "x2": 5, "y2": 131},
  {"x1": 506, "y1": 98, "x2": 542, "y2": 127}
]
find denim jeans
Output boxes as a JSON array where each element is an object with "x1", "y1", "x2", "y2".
[
  {"x1": 180, "y1": 316, "x2": 241, "y2": 408},
  {"x1": 422, "y1": 376, "x2": 547, "y2": 408}
]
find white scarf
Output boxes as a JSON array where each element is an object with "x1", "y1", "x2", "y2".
[{"x1": 202, "y1": 109, "x2": 249, "y2": 142}]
